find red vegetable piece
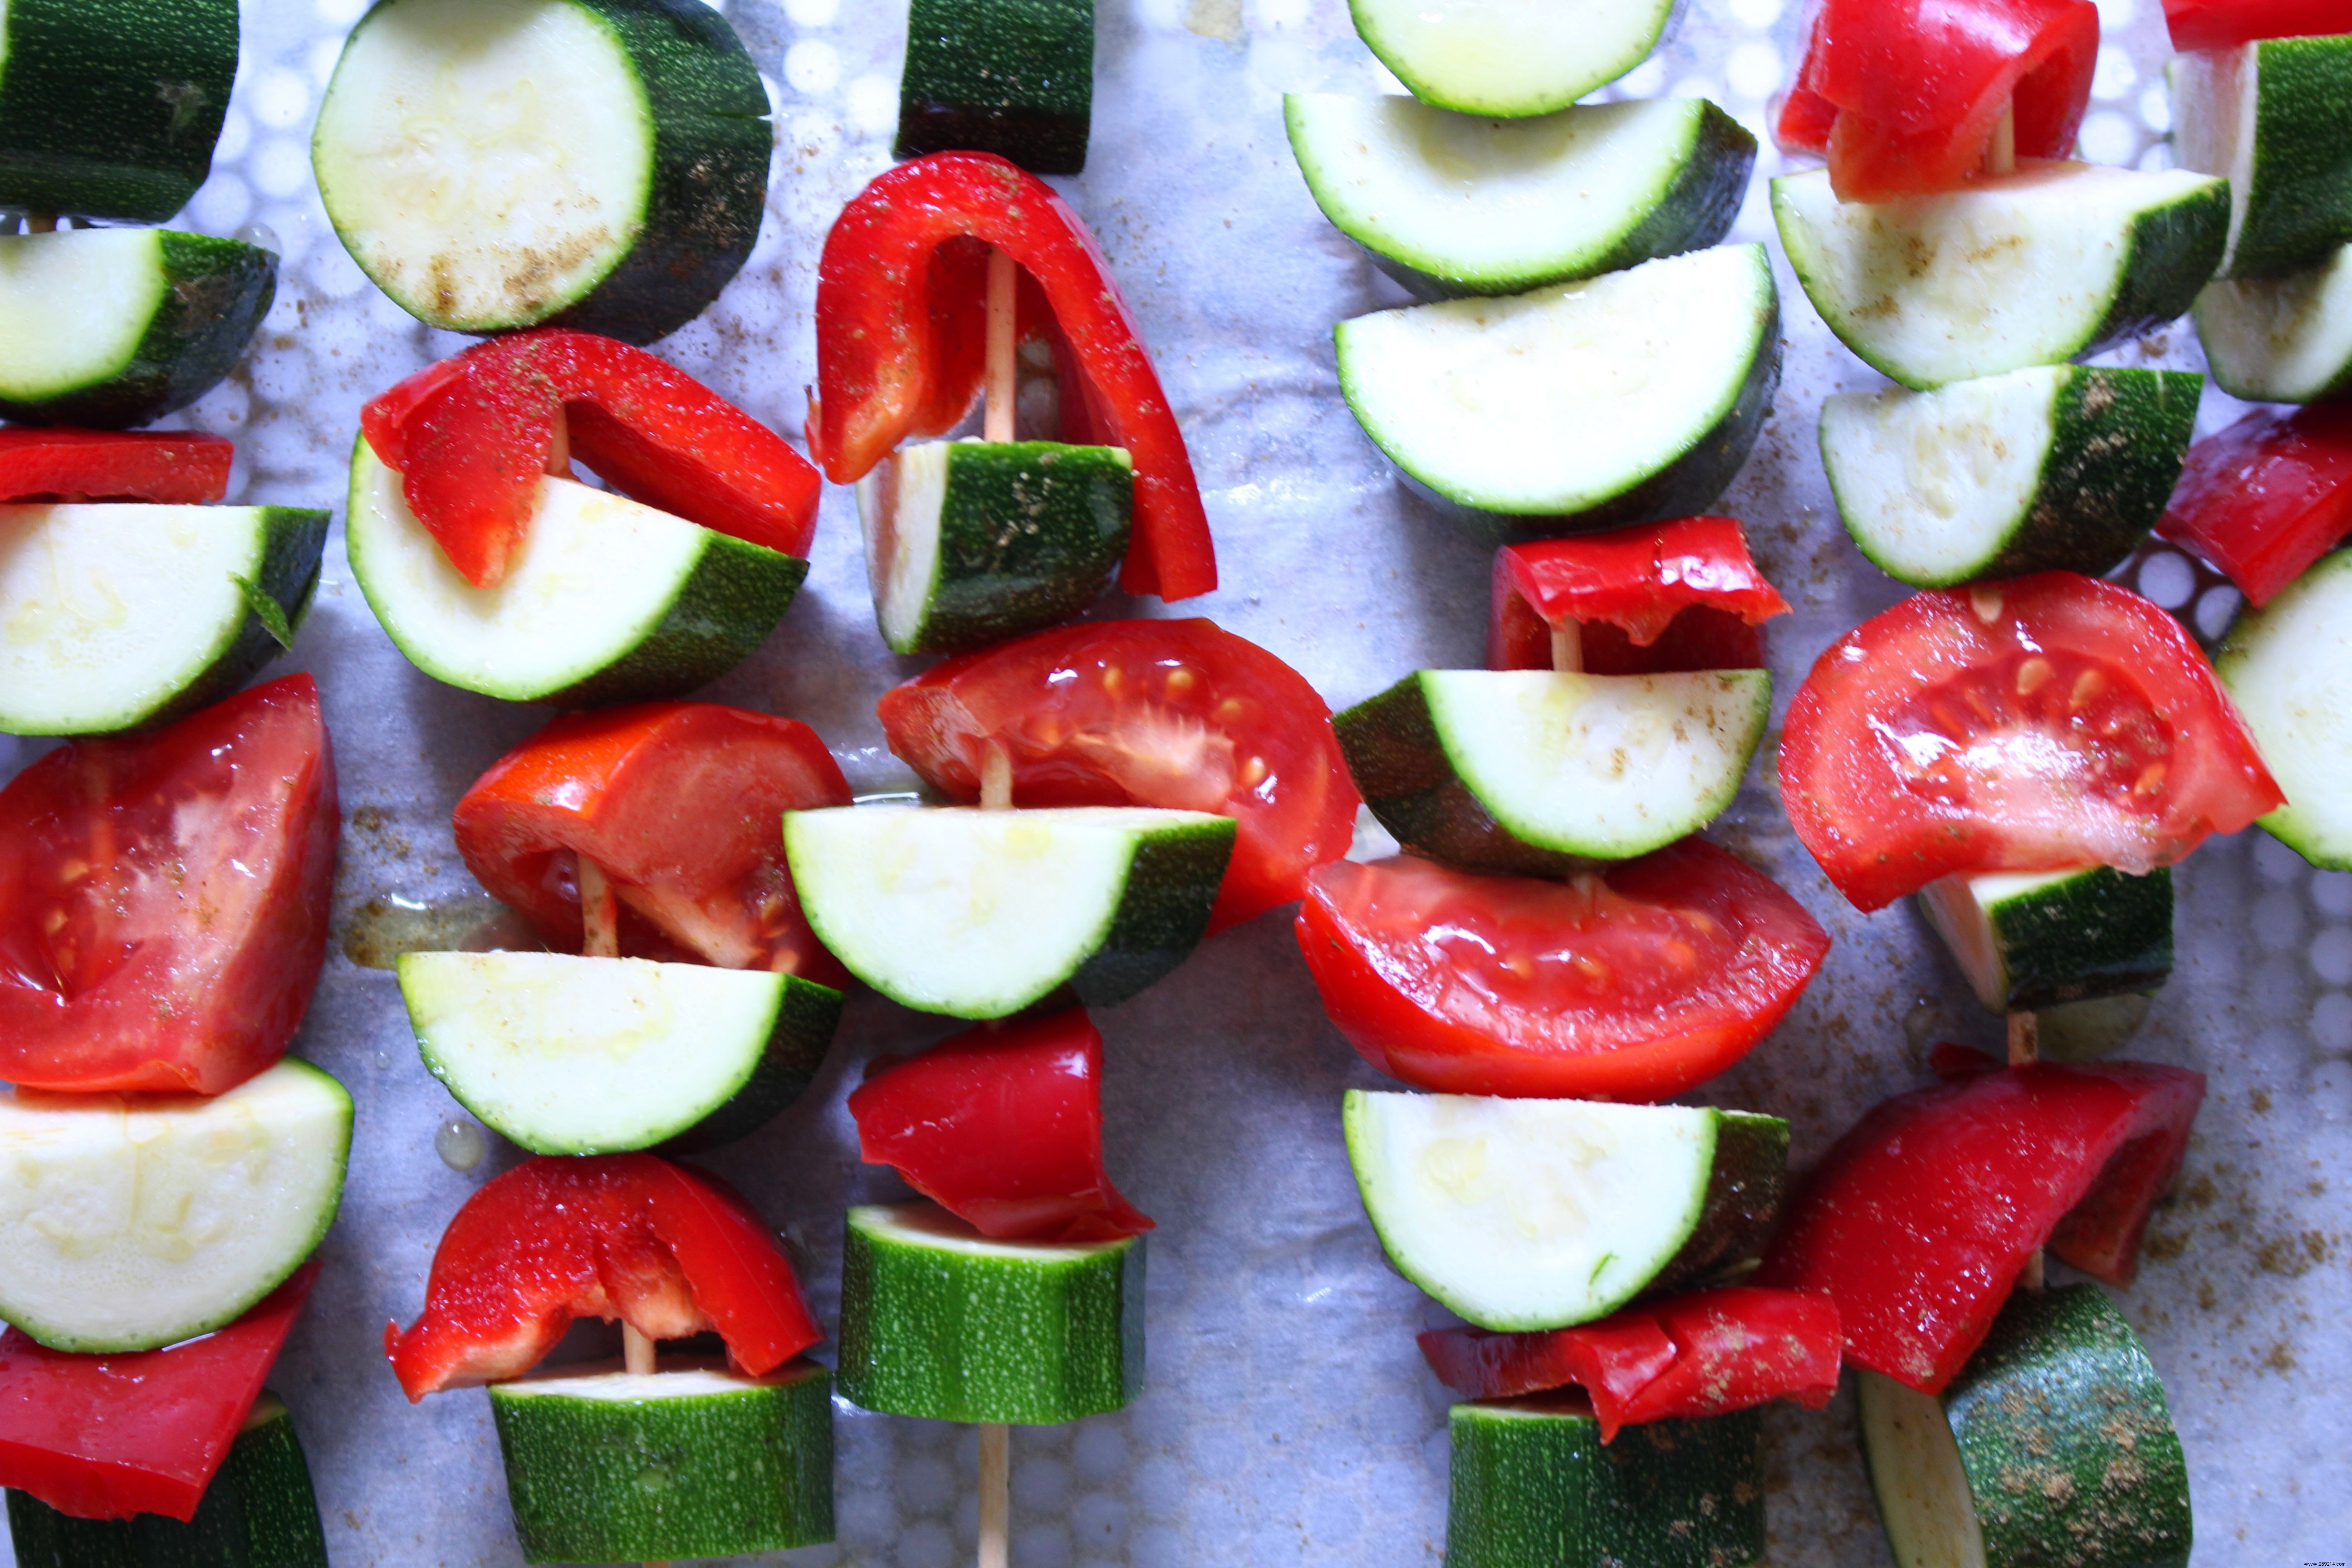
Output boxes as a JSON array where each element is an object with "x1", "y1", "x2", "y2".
[
  {"x1": 0, "y1": 675, "x2": 338, "y2": 1094},
  {"x1": 1294, "y1": 842, "x2": 1829, "y2": 1102},
  {"x1": 2164, "y1": 0, "x2": 2352, "y2": 49},
  {"x1": 810, "y1": 151, "x2": 1215, "y2": 602},
  {"x1": 385, "y1": 1155, "x2": 821, "y2": 1401},
  {"x1": 0, "y1": 1264, "x2": 317, "y2": 1522},
  {"x1": 453, "y1": 702, "x2": 853, "y2": 985},
  {"x1": 359, "y1": 329, "x2": 823, "y2": 590},
  {"x1": 1758, "y1": 1061, "x2": 2204, "y2": 1394},
  {"x1": 2154, "y1": 403, "x2": 2352, "y2": 608},
  {"x1": 878, "y1": 618, "x2": 1358, "y2": 932},
  {"x1": 1486, "y1": 518, "x2": 1789, "y2": 673},
  {"x1": 848, "y1": 1008, "x2": 1152, "y2": 1244},
  {"x1": 0, "y1": 428, "x2": 233, "y2": 504},
  {"x1": 1777, "y1": 573, "x2": 2282, "y2": 912}
]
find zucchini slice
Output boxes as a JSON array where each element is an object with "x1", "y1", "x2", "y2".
[
  {"x1": 1916, "y1": 867, "x2": 2175, "y2": 1015},
  {"x1": 1858, "y1": 1285, "x2": 2192, "y2": 1568},
  {"x1": 490, "y1": 1357, "x2": 834, "y2": 1563},
  {"x1": 782, "y1": 805, "x2": 1234, "y2": 1019},
  {"x1": 2194, "y1": 242, "x2": 2352, "y2": 402},
  {"x1": 312, "y1": 0, "x2": 771, "y2": 344},
  {"x1": 0, "y1": 503, "x2": 326, "y2": 737},
  {"x1": 1348, "y1": 0, "x2": 1675, "y2": 118},
  {"x1": 0, "y1": 230, "x2": 275, "y2": 429},
  {"x1": 345, "y1": 435, "x2": 805, "y2": 707},
  {"x1": 1284, "y1": 94, "x2": 1755, "y2": 301},
  {"x1": 1334, "y1": 667, "x2": 1771, "y2": 873},
  {"x1": 0, "y1": 1061, "x2": 352, "y2": 1354},
  {"x1": 897, "y1": 0, "x2": 1093, "y2": 173},
  {"x1": 858, "y1": 438, "x2": 1132, "y2": 655},
  {"x1": 2171, "y1": 36, "x2": 2352, "y2": 280},
  {"x1": 2216, "y1": 549, "x2": 2352, "y2": 867},
  {"x1": 398, "y1": 951, "x2": 842, "y2": 1155},
  {"x1": 837, "y1": 1200, "x2": 1143, "y2": 1426},
  {"x1": 1447, "y1": 1396, "x2": 1764, "y2": 1568},
  {"x1": 1821, "y1": 366, "x2": 2201, "y2": 588},
  {"x1": 1336, "y1": 244, "x2": 1780, "y2": 531},
  {"x1": 1342, "y1": 1091, "x2": 1787, "y2": 1332},
  {"x1": 1772, "y1": 162, "x2": 2229, "y2": 390}
]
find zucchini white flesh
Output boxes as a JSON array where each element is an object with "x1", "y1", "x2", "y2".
[
  {"x1": 1772, "y1": 162, "x2": 2230, "y2": 390},
  {"x1": 2216, "y1": 549, "x2": 2352, "y2": 868},
  {"x1": 0, "y1": 504, "x2": 327, "y2": 736},
  {"x1": 1821, "y1": 366, "x2": 2201, "y2": 588},
  {"x1": 1348, "y1": 0, "x2": 1676, "y2": 117},
  {"x1": 0, "y1": 1061, "x2": 352, "y2": 1354},
  {"x1": 313, "y1": 0, "x2": 771, "y2": 344},
  {"x1": 345, "y1": 436, "x2": 804, "y2": 706},
  {"x1": 1335, "y1": 244, "x2": 1779, "y2": 529},
  {"x1": 782, "y1": 805, "x2": 1235, "y2": 1019},
  {"x1": 1916, "y1": 867, "x2": 2174, "y2": 1014},
  {"x1": 397, "y1": 951, "x2": 842, "y2": 1155},
  {"x1": 2194, "y1": 242, "x2": 2352, "y2": 402},
  {"x1": 2033, "y1": 991, "x2": 2156, "y2": 1063},
  {"x1": 2171, "y1": 37, "x2": 2352, "y2": 280},
  {"x1": 1334, "y1": 668, "x2": 1771, "y2": 873},
  {"x1": 1341, "y1": 1091, "x2": 1787, "y2": 1332},
  {"x1": 1284, "y1": 94, "x2": 1755, "y2": 300}
]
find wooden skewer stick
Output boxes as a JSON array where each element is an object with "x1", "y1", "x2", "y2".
[
  {"x1": 1985, "y1": 103, "x2": 2016, "y2": 178},
  {"x1": 1549, "y1": 621, "x2": 1583, "y2": 676},
  {"x1": 2008, "y1": 1009, "x2": 2046, "y2": 1290},
  {"x1": 578, "y1": 856, "x2": 620, "y2": 960},
  {"x1": 23, "y1": 212, "x2": 55, "y2": 234},
  {"x1": 980, "y1": 739, "x2": 1014, "y2": 813},
  {"x1": 985, "y1": 247, "x2": 1019, "y2": 444},
  {"x1": 979, "y1": 1422, "x2": 1010, "y2": 1568},
  {"x1": 546, "y1": 404, "x2": 573, "y2": 478}
]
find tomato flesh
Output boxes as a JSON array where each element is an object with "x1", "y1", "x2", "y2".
[
  {"x1": 2155, "y1": 402, "x2": 2352, "y2": 608},
  {"x1": 0, "y1": 429, "x2": 232, "y2": 504},
  {"x1": 453, "y1": 702, "x2": 852, "y2": 985},
  {"x1": 878, "y1": 619, "x2": 1359, "y2": 932},
  {"x1": 0, "y1": 675, "x2": 338, "y2": 1093},
  {"x1": 2164, "y1": 0, "x2": 2352, "y2": 48},
  {"x1": 1487, "y1": 518, "x2": 1788, "y2": 673},
  {"x1": 1294, "y1": 842, "x2": 1829, "y2": 1101}
]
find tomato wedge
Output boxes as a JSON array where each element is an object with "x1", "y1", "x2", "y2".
[
  {"x1": 1778, "y1": 573, "x2": 2282, "y2": 912},
  {"x1": 453, "y1": 702, "x2": 852, "y2": 985},
  {"x1": 2165, "y1": 0, "x2": 2351, "y2": 49},
  {"x1": 0, "y1": 675, "x2": 338, "y2": 1094},
  {"x1": 1487, "y1": 518, "x2": 1788, "y2": 674},
  {"x1": 0, "y1": 428, "x2": 232, "y2": 504},
  {"x1": 2154, "y1": 402, "x2": 2352, "y2": 608},
  {"x1": 848, "y1": 1008, "x2": 1152, "y2": 1244},
  {"x1": 878, "y1": 619, "x2": 1359, "y2": 932},
  {"x1": 1294, "y1": 842, "x2": 1829, "y2": 1101},
  {"x1": 386, "y1": 1155, "x2": 819, "y2": 1401}
]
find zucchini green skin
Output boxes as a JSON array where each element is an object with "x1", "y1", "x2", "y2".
[
  {"x1": 0, "y1": 0, "x2": 237, "y2": 223},
  {"x1": 2200, "y1": 37, "x2": 2352, "y2": 280},
  {"x1": 542, "y1": 531, "x2": 806, "y2": 707},
  {"x1": 1652, "y1": 1110, "x2": 1788, "y2": 1298},
  {"x1": 2193, "y1": 242, "x2": 2352, "y2": 402},
  {"x1": 1942, "y1": 867, "x2": 2175, "y2": 1014},
  {"x1": 897, "y1": 0, "x2": 1093, "y2": 174},
  {"x1": 1070, "y1": 818, "x2": 1234, "y2": 1009},
  {"x1": 837, "y1": 1202, "x2": 1144, "y2": 1425},
  {"x1": 2092, "y1": 183, "x2": 2235, "y2": 348},
  {"x1": 1446, "y1": 1398, "x2": 1765, "y2": 1568},
  {"x1": 657, "y1": 975, "x2": 842, "y2": 1153}
]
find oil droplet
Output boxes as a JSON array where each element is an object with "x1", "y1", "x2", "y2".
[{"x1": 435, "y1": 1118, "x2": 485, "y2": 1172}]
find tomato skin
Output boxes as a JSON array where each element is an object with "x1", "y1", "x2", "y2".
[
  {"x1": 1778, "y1": 573, "x2": 2283, "y2": 912},
  {"x1": 2164, "y1": 0, "x2": 2352, "y2": 48},
  {"x1": 386, "y1": 1155, "x2": 820, "y2": 1401},
  {"x1": 1294, "y1": 843, "x2": 1829, "y2": 1102},
  {"x1": 848, "y1": 1009, "x2": 1152, "y2": 1244},
  {"x1": 453, "y1": 702, "x2": 852, "y2": 984},
  {"x1": 2154, "y1": 403, "x2": 2352, "y2": 607},
  {"x1": 0, "y1": 675, "x2": 338, "y2": 1094},
  {"x1": 0, "y1": 1264, "x2": 317, "y2": 1522},
  {"x1": 878, "y1": 619, "x2": 1359, "y2": 932},
  {"x1": 0, "y1": 429, "x2": 232, "y2": 503},
  {"x1": 1486, "y1": 518, "x2": 1788, "y2": 673}
]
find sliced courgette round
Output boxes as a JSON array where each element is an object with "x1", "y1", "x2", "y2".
[
  {"x1": 1916, "y1": 866, "x2": 2175, "y2": 1015},
  {"x1": 2216, "y1": 549, "x2": 2352, "y2": 867},
  {"x1": 1348, "y1": 0, "x2": 1675, "y2": 117},
  {"x1": 2171, "y1": 35, "x2": 2352, "y2": 281},
  {"x1": 897, "y1": 0, "x2": 1093, "y2": 174},
  {"x1": 2194, "y1": 242, "x2": 2352, "y2": 402}
]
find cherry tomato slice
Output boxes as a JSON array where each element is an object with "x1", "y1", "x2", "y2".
[
  {"x1": 1294, "y1": 842, "x2": 1829, "y2": 1102},
  {"x1": 386, "y1": 1155, "x2": 820, "y2": 1401},
  {"x1": 2154, "y1": 402, "x2": 2352, "y2": 608},
  {"x1": 878, "y1": 619, "x2": 1359, "y2": 932},
  {"x1": 1778, "y1": 573, "x2": 2283, "y2": 912},
  {"x1": 1487, "y1": 518, "x2": 1788, "y2": 674},
  {"x1": 0, "y1": 429, "x2": 232, "y2": 504},
  {"x1": 0, "y1": 675, "x2": 338, "y2": 1094},
  {"x1": 453, "y1": 702, "x2": 853, "y2": 985}
]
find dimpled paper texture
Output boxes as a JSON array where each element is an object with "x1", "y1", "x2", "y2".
[{"x1": 0, "y1": 0, "x2": 2344, "y2": 1562}]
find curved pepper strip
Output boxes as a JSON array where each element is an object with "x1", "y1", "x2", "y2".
[
  {"x1": 1487, "y1": 517, "x2": 1789, "y2": 673},
  {"x1": 360, "y1": 329, "x2": 823, "y2": 590},
  {"x1": 2154, "y1": 403, "x2": 2352, "y2": 608},
  {"x1": 809, "y1": 151, "x2": 1216, "y2": 602},
  {"x1": 0, "y1": 428, "x2": 232, "y2": 504},
  {"x1": 1757, "y1": 1060, "x2": 2204, "y2": 1394},
  {"x1": 2165, "y1": 0, "x2": 2350, "y2": 48}
]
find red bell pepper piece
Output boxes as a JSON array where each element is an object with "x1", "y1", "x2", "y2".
[
  {"x1": 2154, "y1": 402, "x2": 2352, "y2": 608},
  {"x1": 2165, "y1": 0, "x2": 2352, "y2": 49},
  {"x1": 1758, "y1": 1061, "x2": 2204, "y2": 1394},
  {"x1": 0, "y1": 1264, "x2": 317, "y2": 1522},
  {"x1": 1778, "y1": 0, "x2": 2100, "y2": 201},
  {"x1": 385, "y1": 1155, "x2": 820, "y2": 1401},
  {"x1": 1486, "y1": 518, "x2": 1790, "y2": 674},
  {"x1": 359, "y1": 329, "x2": 823, "y2": 590},
  {"x1": 0, "y1": 429, "x2": 232, "y2": 504},
  {"x1": 848, "y1": 1008, "x2": 1152, "y2": 1244},
  {"x1": 1418, "y1": 1286, "x2": 1841, "y2": 1442},
  {"x1": 810, "y1": 151, "x2": 1216, "y2": 602}
]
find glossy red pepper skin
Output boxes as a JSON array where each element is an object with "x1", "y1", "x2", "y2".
[
  {"x1": 1757, "y1": 1061, "x2": 2204, "y2": 1394},
  {"x1": 848, "y1": 1009, "x2": 1152, "y2": 1244},
  {"x1": 2154, "y1": 403, "x2": 2352, "y2": 607},
  {"x1": 359, "y1": 329, "x2": 822, "y2": 590},
  {"x1": 1486, "y1": 518, "x2": 1789, "y2": 673},
  {"x1": 386, "y1": 1155, "x2": 820, "y2": 1401},
  {"x1": 2165, "y1": 0, "x2": 2352, "y2": 48},
  {"x1": 0, "y1": 429, "x2": 232, "y2": 504},
  {"x1": 1417, "y1": 1286, "x2": 1841, "y2": 1442},
  {"x1": 0, "y1": 1264, "x2": 317, "y2": 1522},
  {"x1": 810, "y1": 151, "x2": 1215, "y2": 602}
]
